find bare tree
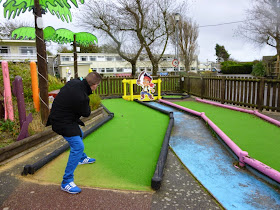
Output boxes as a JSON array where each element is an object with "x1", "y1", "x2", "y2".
[
  {"x1": 0, "y1": 20, "x2": 33, "y2": 38},
  {"x1": 77, "y1": 1, "x2": 144, "y2": 77},
  {"x1": 78, "y1": 0, "x2": 186, "y2": 76},
  {"x1": 171, "y1": 17, "x2": 198, "y2": 72},
  {"x1": 238, "y1": 0, "x2": 280, "y2": 56},
  {"x1": 120, "y1": 0, "x2": 185, "y2": 75}
]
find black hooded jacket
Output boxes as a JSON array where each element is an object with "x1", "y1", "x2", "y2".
[{"x1": 46, "y1": 78, "x2": 92, "y2": 137}]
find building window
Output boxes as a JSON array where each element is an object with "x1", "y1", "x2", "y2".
[
  {"x1": 91, "y1": 68, "x2": 97, "y2": 72},
  {"x1": 147, "y1": 68, "x2": 152, "y2": 72},
  {"x1": 99, "y1": 68, "x2": 105, "y2": 73},
  {"x1": 81, "y1": 56, "x2": 87, "y2": 61},
  {"x1": 116, "y1": 56, "x2": 122, "y2": 61},
  {"x1": 0, "y1": 46, "x2": 9, "y2": 54},
  {"x1": 19, "y1": 46, "x2": 36, "y2": 55},
  {"x1": 61, "y1": 56, "x2": 71, "y2": 61},
  {"x1": 180, "y1": 67, "x2": 184, "y2": 71},
  {"x1": 162, "y1": 68, "x2": 167, "y2": 72},
  {"x1": 89, "y1": 56, "x2": 96, "y2": 61},
  {"x1": 106, "y1": 56, "x2": 114, "y2": 61},
  {"x1": 106, "y1": 68, "x2": 114, "y2": 73},
  {"x1": 116, "y1": 68, "x2": 123, "y2": 72}
]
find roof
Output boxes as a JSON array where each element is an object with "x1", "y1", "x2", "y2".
[
  {"x1": 0, "y1": 39, "x2": 35, "y2": 44},
  {"x1": 262, "y1": 55, "x2": 277, "y2": 63}
]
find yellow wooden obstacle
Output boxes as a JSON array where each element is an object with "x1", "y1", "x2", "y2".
[{"x1": 122, "y1": 78, "x2": 162, "y2": 101}]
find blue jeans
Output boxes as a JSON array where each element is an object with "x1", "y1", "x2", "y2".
[
  {"x1": 141, "y1": 91, "x2": 152, "y2": 97},
  {"x1": 62, "y1": 129, "x2": 87, "y2": 184}
]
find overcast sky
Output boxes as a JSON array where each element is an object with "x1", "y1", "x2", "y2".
[
  {"x1": 188, "y1": 0, "x2": 276, "y2": 62},
  {"x1": 0, "y1": 0, "x2": 276, "y2": 63}
]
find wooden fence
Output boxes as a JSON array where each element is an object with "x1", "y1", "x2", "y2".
[
  {"x1": 94, "y1": 75, "x2": 280, "y2": 112},
  {"x1": 94, "y1": 76, "x2": 181, "y2": 96},
  {"x1": 183, "y1": 76, "x2": 280, "y2": 112},
  {"x1": 265, "y1": 61, "x2": 280, "y2": 78}
]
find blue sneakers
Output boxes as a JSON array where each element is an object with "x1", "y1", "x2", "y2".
[
  {"x1": 61, "y1": 182, "x2": 81, "y2": 194},
  {"x1": 78, "y1": 157, "x2": 96, "y2": 165}
]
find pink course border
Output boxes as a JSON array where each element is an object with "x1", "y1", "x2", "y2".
[
  {"x1": 158, "y1": 99, "x2": 280, "y2": 185},
  {"x1": 195, "y1": 98, "x2": 280, "y2": 127}
]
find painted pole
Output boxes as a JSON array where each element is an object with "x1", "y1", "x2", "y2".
[
  {"x1": 12, "y1": 76, "x2": 33, "y2": 141},
  {"x1": 12, "y1": 76, "x2": 26, "y2": 128},
  {"x1": 1, "y1": 61, "x2": 14, "y2": 121},
  {"x1": 158, "y1": 79, "x2": 162, "y2": 99},
  {"x1": 30, "y1": 62, "x2": 40, "y2": 112},
  {"x1": 122, "y1": 79, "x2": 127, "y2": 99},
  {"x1": 73, "y1": 34, "x2": 78, "y2": 79},
  {"x1": 130, "y1": 80, "x2": 134, "y2": 101}
]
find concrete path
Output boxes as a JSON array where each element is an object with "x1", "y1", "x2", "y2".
[
  {"x1": 151, "y1": 150, "x2": 222, "y2": 209},
  {"x1": 150, "y1": 101, "x2": 280, "y2": 210}
]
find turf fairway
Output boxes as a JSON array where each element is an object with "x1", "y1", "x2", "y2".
[
  {"x1": 162, "y1": 95, "x2": 183, "y2": 99},
  {"x1": 31, "y1": 99, "x2": 169, "y2": 191},
  {"x1": 174, "y1": 101, "x2": 280, "y2": 172}
]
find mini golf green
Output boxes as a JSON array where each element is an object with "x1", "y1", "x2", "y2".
[
  {"x1": 31, "y1": 99, "x2": 169, "y2": 191},
  {"x1": 174, "y1": 101, "x2": 280, "y2": 172},
  {"x1": 162, "y1": 95, "x2": 183, "y2": 99}
]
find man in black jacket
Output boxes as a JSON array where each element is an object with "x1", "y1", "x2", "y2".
[{"x1": 47, "y1": 72, "x2": 102, "y2": 194}]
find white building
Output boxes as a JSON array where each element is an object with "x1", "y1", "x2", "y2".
[
  {"x1": 56, "y1": 53, "x2": 199, "y2": 78},
  {"x1": 0, "y1": 39, "x2": 37, "y2": 62},
  {"x1": 198, "y1": 61, "x2": 220, "y2": 72},
  {"x1": 0, "y1": 39, "x2": 199, "y2": 78},
  {"x1": 198, "y1": 62, "x2": 212, "y2": 71}
]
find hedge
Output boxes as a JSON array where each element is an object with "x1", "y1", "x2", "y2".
[{"x1": 221, "y1": 63, "x2": 253, "y2": 74}]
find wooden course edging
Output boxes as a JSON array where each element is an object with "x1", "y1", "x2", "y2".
[{"x1": 0, "y1": 107, "x2": 104, "y2": 163}]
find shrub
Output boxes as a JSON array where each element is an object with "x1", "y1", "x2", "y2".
[
  {"x1": 200, "y1": 71, "x2": 216, "y2": 76},
  {"x1": 89, "y1": 93, "x2": 101, "y2": 110},
  {"x1": 48, "y1": 74, "x2": 65, "y2": 91},
  {"x1": 0, "y1": 119, "x2": 15, "y2": 132},
  {"x1": 221, "y1": 61, "x2": 253, "y2": 74},
  {"x1": 185, "y1": 71, "x2": 199, "y2": 76},
  {"x1": 252, "y1": 61, "x2": 266, "y2": 77}
]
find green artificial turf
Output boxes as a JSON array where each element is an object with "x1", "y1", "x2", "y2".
[
  {"x1": 32, "y1": 99, "x2": 169, "y2": 191},
  {"x1": 174, "y1": 101, "x2": 280, "y2": 172},
  {"x1": 162, "y1": 95, "x2": 182, "y2": 98}
]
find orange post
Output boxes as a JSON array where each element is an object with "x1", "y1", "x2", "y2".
[{"x1": 30, "y1": 62, "x2": 40, "y2": 112}]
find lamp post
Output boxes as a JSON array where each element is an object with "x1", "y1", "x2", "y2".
[{"x1": 174, "y1": 13, "x2": 180, "y2": 74}]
